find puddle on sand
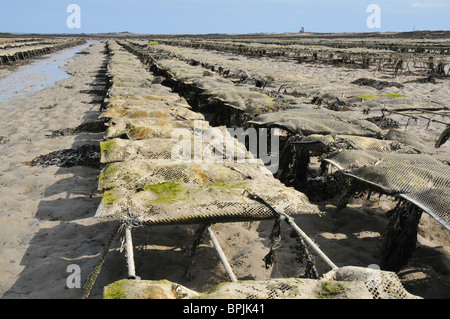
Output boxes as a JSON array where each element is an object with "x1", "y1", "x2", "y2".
[{"x1": 0, "y1": 42, "x2": 91, "y2": 102}]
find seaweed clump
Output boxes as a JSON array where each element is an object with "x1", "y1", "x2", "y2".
[
  {"x1": 25, "y1": 144, "x2": 100, "y2": 169},
  {"x1": 352, "y1": 78, "x2": 404, "y2": 90},
  {"x1": 366, "y1": 116, "x2": 400, "y2": 129}
]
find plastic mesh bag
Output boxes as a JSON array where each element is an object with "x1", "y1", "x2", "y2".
[
  {"x1": 98, "y1": 159, "x2": 272, "y2": 191},
  {"x1": 325, "y1": 150, "x2": 450, "y2": 227},
  {"x1": 95, "y1": 177, "x2": 320, "y2": 226},
  {"x1": 248, "y1": 107, "x2": 381, "y2": 137},
  {"x1": 103, "y1": 266, "x2": 421, "y2": 299}
]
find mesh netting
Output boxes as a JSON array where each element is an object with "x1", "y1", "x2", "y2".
[
  {"x1": 100, "y1": 104, "x2": 202, "y2": 121},
  {"x1": 103, "y1": 118, "x2": 207, "y2": 140},
  {"x1": 203, "y1": 86, "x2": 276, "y2": 111},
  {"x1": 96, "y1": 155, "x2": 313, "y2": 225},
  {"x1": 96, "y1": 41, "x2": 320, "y2": 226},
  {"x1": 248, "y1": 107, "x2": 381, "y2": 137},
  {"x1": 95, "y1": 178, "x2": 319, "y2": 226},
  {"x1": 325, "y1": 150, "x2": 450, "y2": 227},
  {"x1": 322, "y1": 266, "x2": 421, "y2": 299},
  {"x1": 385, "y1": 128, "x2": 437, "y2": 155},
  {"x1": 104, "y1": 266, "x2": 420, "y2": 299},
  {"x1": 106, "y1": 94, "x2": 186, "y2": 106},
  {"x1": 100, "y1": 135, "x2": 254, "y2": 164},
  {"x1": 190, "y1": 277, "x2": 373, "y2": 299},
  {"x1": 296, "y1": 134, "x2": 420, "y2": 154},
  {"x1": 99, "y1": 102, "x2": 207, "y2": 141},
  {"x1": 325, "y1": 150, "x2": 444, "y2": 170},
  {"x1": 401, "y1": 189, "x2": 450, "y2": 228},
  {"x1": 107, "y1": 86, "x2": 178, "y2": 98},
  {"x1": 98, "y1": 159, "x2": 272, "y2": 191},
  {"x1": 136, "y1": 43, "x2": 390, "y2": 107},
  {"x1": 94, "y1": 41, "x2": 423, "y2": 300},
  {"x1": 349, "y1": 164, "x2": 449, "y2": 194},
  {"x1": 106, "y1": 123, "x2": 176, "y2": 140}
]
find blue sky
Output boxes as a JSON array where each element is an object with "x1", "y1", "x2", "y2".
[{"x1": 0, "y1": 0, "x2": 449, "y2": 34}]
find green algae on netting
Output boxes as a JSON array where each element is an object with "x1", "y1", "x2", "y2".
[
  {"x1": 98, "y1": 164, "x2": 121, "y2": 189},
  {"x1": 315, "y1": 281, "x2": 346, "y2": 298},
  {"x1": 100, "y1": 140, "x2": 118, "y2": 157},
  {"x1": 141, "y1": 181, "x2": 252, "y2": 204},
  {"x1": 143, "y1": 181, "x2": 187, "y2": 203},
  {"x1": 104, "y1": 279, "x2": 178, "y2": 299},
  {"x1": 98, "y1": 163, "x2": 143, "y2": 190},
  {"x1": 104, "y1": 279, "x2": 191, "y2": 299},
  {"x1": 104, "y1": 279, "x2": 129, "y2": 299},
  {"x1": 102, "y1": 189, "x2": 121, "y2": 206}
]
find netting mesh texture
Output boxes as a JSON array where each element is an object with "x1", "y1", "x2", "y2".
[
  {"x1": 204, "y1": 270, "x2": 417, "y2": 299},
  {"x1": 94, "y1": 41, "x2": 426, "y2": 300},
  {"x1": 326, "y1": 150, "x2": 450, "y2": 226},
  {"x1": 248, "y1": 107, "x2": 382, "y2": 137},
  {"x1": 322, "y1": 266, "x2": 421, "y2": 299},
  {"x1": 106, "y1": 266, "x2": 421, "y2": 299},
  {"x1": 96, "y1": 41, "x2": 320, "y2": 226}
]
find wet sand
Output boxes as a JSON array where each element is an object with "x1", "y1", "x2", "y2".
[{"x1": 0, "y1": 41, "x2": 111, "y2": 298}]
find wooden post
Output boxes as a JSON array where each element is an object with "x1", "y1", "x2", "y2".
[
  {"x1": 183, "y1": 223, "x2": 209, "y2": 281},
  {"x1": 293, "y1": 146, "x2": 310, "y2": 191},
  {"x1": 380, "y1": 200, "x2": 423, "y2": 272}
]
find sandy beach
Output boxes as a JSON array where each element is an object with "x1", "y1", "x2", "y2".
[
  {"x1": 0, "y1": 39, "x2": 449, "y2": 299},
  {"x1": 0, "y1": 41, "x2": 112, "y2": 298}
]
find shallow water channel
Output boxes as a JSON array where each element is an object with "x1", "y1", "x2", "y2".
[{"x1": 0, "y1": 42, "x2": 91, "y2": 102}]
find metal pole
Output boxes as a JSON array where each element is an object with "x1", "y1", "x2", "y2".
[
  {"x1": 125, "y1": 226, "x2": 137, "y2": 279},
  {"x1": 244, "y1": 191, "x2": 338, "y2": 271},
  {"x1": 282, "y1": 214, "x2": 338, "y2": 270},
  {"x1": 207, "y1": 226, "x2": 238, "y2": 282}
]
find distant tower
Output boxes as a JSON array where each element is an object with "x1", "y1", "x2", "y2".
[{"x1": 300, "y1": 27, "x2": 305, "y2": 33}]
